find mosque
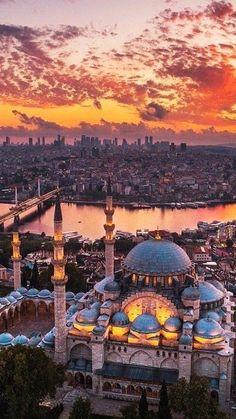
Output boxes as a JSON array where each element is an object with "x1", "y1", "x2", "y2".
[{"x1": 0, "y1": 183, "x2": 234, "y2": 408}]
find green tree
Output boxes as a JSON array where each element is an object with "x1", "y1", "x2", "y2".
[
  {"x1": 30, "y1": 259, "x2": 40, "y2": 288},
  {"x1": 169, "y1": 376, "x2": 229, "y2": 419},
  {"x1": 120, "y1": 403, "x2": 139, "y2": 419},
  {"x1": 158, "y1": 380, "x2": 172, "y2": 419},
  {"x1": 139, "y1": 389, "x2": 148, "y2": 418},
  {"x1": 69, "y1": 396, "x2": 92, "y2": 419},
  {"x1": 0, "y1": 345, "x2": 65, "y2": 419}
]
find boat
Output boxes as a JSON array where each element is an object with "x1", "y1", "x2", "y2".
[
  {"x1": 170, "y1": 203, "x2": 176, "y2": 209},
  {"x1": 131, "y1": 203, "x2": 152, "y2": 209},
  {"x1": 176, "y1": 203, "x2": 181, "y2": 209},
  {"x1": 116, "y1": 230, "x2": 133, "y2": 239},
  {"x1": 64, "y1": 231, "x2": 83, "y2": 242},
  {"x1": 196, "y1": 201, "x2": 207, "y2": 207}
]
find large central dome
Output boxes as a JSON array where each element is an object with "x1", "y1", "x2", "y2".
[{"x1": 122, "y1": 239, "x2": 192, "y2": 276}]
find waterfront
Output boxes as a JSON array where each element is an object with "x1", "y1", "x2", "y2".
[{"x1": 1, "y1": 202, "x2": 236, "y2": 240}]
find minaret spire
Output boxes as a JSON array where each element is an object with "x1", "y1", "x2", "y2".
[
  {"x1": 51, "y1": 193, "x2": 67, "y2": 363},
  {"x1": 104, "y1": 177, "x2": 115, "y2": 278},
  {"x1": 11, "y1": 216, "x2": 21, "y2": 289}
]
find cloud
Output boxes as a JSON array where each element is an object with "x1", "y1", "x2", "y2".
[
  {"x1": 206, "y1": 1, "x2": 234, "y2": 20},
  {"x1": 12, "y1": 110, "x2": 62, "y2": 130},
  {"x1": 139, "y1": 102, "x2": 169, "y2": 121}
]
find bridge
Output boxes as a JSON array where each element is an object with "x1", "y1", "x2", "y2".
[{"x1": 0, "y1": 188, "x2": 60, "y2": 230}]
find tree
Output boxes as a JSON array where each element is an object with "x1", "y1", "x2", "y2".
[
  {"x1": 158, "y1": 380, "x2": 172, "y2": 419},
  {"x1": 30, "y1": 259, "x2": 40, "y2": 288},
  {"x1": 69, "y1": 396, "x2": 92, "y2": 419},
  {"x1": 0, "y1": 345, "x2": 65, "y2": 419},
  {"x1": 120, "y1": 403, "x2": 139, "y2": 419},
  {"x1": 169, "y1": 376, "x2": 230, "y2": 419},
  {"x1": 226, "y1": 238, "x2": 233, "y2": 248},
  {"x1": 139, "y1": 389, "x2": 148, "y2": 418}
]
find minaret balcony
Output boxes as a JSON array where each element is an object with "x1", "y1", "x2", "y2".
[
  {"x1": 104, "y1": 223, "x2": 115, "y2": 232},
  {"x1": 12, "y1": 256, "x2": 22, "y2": 262},
  {"x1": 52, "y1": 258, "x2": 66, "y2": 266},
  {"x1": 11, "y1": 240, "x2": 21, "y2": 246},
  {"x1": 104, "y1": 208, "x2": 114, "y2": 216},
  {"x1": 53, "y1": 239, "x2": 65, "y2": 246}
]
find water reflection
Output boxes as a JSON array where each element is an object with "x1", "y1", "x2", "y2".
[{"x1": 0, "y1": 202, "x2": 236, "y2": 240}]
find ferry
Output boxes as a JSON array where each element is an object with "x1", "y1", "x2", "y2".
[
  {"x1": 170, "y1": 203, "x2": 176, "y2": 209},
  {"x1": 116, "y1": 230, "x2": 133, "y2": 239},
  {"x1": 131, "y1": 203, "x2": 152, "y2": 209},
  {"x1": 176, "y1": 203, "x2": 181, "y2": 209},
  {"x1": 64, "y1": 231, "x2": 83, "y2": 242}
]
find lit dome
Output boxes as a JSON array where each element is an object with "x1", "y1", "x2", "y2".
[
  {"x1": 0, "y1": 332, "x2": 13, "y2": 346},
  {"x1": 112, "y1": 311, "x2": 129, "y2": 326},
  {"x1": 16, "y1": 287, "x2": 28, "y2": 295},
  {"x1": 27, "y1": 288, "x2": 39, "y2": 298},
  {"x1": 131, "y1": 314, "x2": 161, "y2": 334},
  {"x1": 182, "y1": 287, "x2": 200, "y2": 301},
  {"x1": 66, "y1": 291, "x2": 75, "y2": 301},
  {"x1": 104, "y1": 281, "x2": 121, "y2": 292},
  {"x1": 38, "y1": 289, "x2": 51, "y2": 299},
  {"x1": 13, "y1": 335, "x2": 29, "y2": 346},
  {"x1": 122, "y1": 239, "x2": 192, "y2": 276},
  {"x1": 164, "y1": 317, "x2": 182, "y2": 332},
  {"x1": 198, "y1": 282, "x2": 224, "y2": 304},
  {"x1": 9, "y1": 291, "x2": 23, "y2": 300},
  {"x1": 76, "y1": 308, "x2": 99, "y2": 324},
  {"x1": 0, "y1": 297, "x2": 10, "y2": 306},
  {"x1": 194, "y1": 318, "x2": 224, "y2": 340}
]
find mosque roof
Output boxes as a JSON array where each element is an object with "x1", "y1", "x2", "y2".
[
  {"x1": 104, "y1": 280, "x2": 121, "y2": 292},
  {"x1": 182, "y1": 286, "x2": 200, "y2": 300},
  {"x1": 74, "y1": 292, "x2": 85, "y2": 301},
  {"x1": 6, "y1": 295, "x2": 17, "y2": 304},
  {"x1": 179, "y1": 334, "x2": 192, "y2": 345},
  {"x1": 198, "y1": 282, "x2": 224, "y2": 303},
  {"x1": 201, "y1": 311, "x2": 221, "y2": 322},
  {"x1": 16, "y1": 287, "x2": 28, "y2": 295},
  {"x1": 122, "y1": 239, "x2": 192, "y2": 276},
  {"x1": 111, "y1": 311, "x2": 129, "y2": 326},
  {"x1": 66, "y1": 291, "x2": 75, "y2": 301},
  {"x1": 13, "y1": 335, "x2": 29, "y2": 345},
  {"x1": 131, "y1": 314, "x2": 161, "y2": 334},
  {"x1": 93, "y1": 325, "x2": 105, "y2": 335},
  {"x1": 163, "y1": 317, "x2": 182, "y2": 332},
  {"x1": 194, "y1": 318, "x2": 224, "y2": 339},
  {"x1": 9, "y1": 291, "x2": 23, "y2": 300},
  {"x1": 207, "y1": 279, "x2": 225, "y2": 294},
  {"x1": 0, "y1": 332, "x2": 13, "y2": 346},
  {"x1": 27, "y1": 288, "x2": 39, "y2": 298},
  {"x1": 0, "y1": 297, "x2": 10, "y2": 306},
  {"x1": 76, "y1": 308, "x2": 99, "y2": 324},
  {"x1": 38, "y1": 289, "x2": 51, "y2": 299}
]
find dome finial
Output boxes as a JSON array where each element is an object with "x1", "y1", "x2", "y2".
[{"x1": 155, "y1": 226, "x2": 161, "y2": 240}]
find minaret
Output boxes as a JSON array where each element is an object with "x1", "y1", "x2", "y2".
[
  {"x1": 11, "y1": 217, "x2": 21, "y2": 290},
  {"x1": 51, "y1": 194, "x2": 67, "y2": 363},
  {"x1": 104, "y1": 177, "x2": 115, "y2": 278}
]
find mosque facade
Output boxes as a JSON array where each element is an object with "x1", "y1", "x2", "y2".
[{"x1": 0, "y1": 187, "x2": 234, "y2": 408}]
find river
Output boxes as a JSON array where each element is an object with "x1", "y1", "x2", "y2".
[{"x1": 0, "y1": 202, "x2": 236, "y2": 240}]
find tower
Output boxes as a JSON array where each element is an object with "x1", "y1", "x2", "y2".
[
  {"x1": 104, "y1": 177, "x2": 115, "y2": 278},
  {"x1": 11, "y1": 217, "x2": 21, "y2": 290},
  {"x1": 51, "y1": 194, "x2": 67, "y2": 363}
]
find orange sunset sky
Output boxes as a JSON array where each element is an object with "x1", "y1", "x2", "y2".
[{"x1": 0, "y1": 0, "x2": 236, "y2": 143}]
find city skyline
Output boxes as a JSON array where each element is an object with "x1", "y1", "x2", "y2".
[{"x1": 0, "y1": 0, "x2": 236, "y2": 144}]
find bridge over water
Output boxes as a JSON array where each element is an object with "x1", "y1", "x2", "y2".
[{"x1": 0, "y1": 188, "x2": 60, "y2": 231}]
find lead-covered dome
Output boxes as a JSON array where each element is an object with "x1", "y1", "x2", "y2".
[
  {"x1": 0, "y1": 332, "x2": 13, "y2": 346},
  {"x1": 112, "y1": 311, "x2": 129, "y2": 326},
  {"x1": 122, "y1": 239, "x2": 192, "y2": 276},
  {"x1": 131, "y1": 314, "x2": 161, "y2": 334},
  {"x1": 194, "y1": 318, "x2": 224, "y2": 341},
  {"x1": 163, "y1": 317, "x2": 182, "y2": 332},
  {"x1": 198, "y1": 282, "x2": 224, "y2": 304},
  {"x1": 76, "y1": 308, "x2": 99, "y2": 324}
]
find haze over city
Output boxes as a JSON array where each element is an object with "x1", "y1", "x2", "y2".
[{"x1": 0, "y1": 0, "x2": 236, "y2": 144}]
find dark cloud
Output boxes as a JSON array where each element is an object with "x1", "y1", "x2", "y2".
[
  {"x1": 93, "y1": 99, "x2": 102, "y2": 110},
  {"x1": 140, "y1": 102, "x2": 169, "y2": 121},
  {"x1": 206, "y1": 1, "x2": 234, "y2": 20},
  {"x1": 12, "y1": 110, "x2": 62, "y2": 130}
]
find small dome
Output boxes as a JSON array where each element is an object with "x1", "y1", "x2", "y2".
[
  {"x1": 183, "y1": 321, "x2": 193, "y2": 330},
  {"x1": 179, "y1": 334, "x2": 192, "y2": 345},
  {"x1": 38, "y1": 289, "x2": 51, "y2": 299},
  {"x1": 198, "y1": 282, "x2": 224, "y2": 303},
  {"x1": 67, "y1": 304, "x2": 78, "y2": 315},
  {"x1": 112, "y1": 311, "x2": 129, "y2": 326},
  {"x1": 0, "y1": 332, "x2": 13, "y2": 346},
  {"x1": 0, "y1": 297, "x2": 10, "y2": 306},
  {"x1": 76, "y1": 308, "x2": 99, "y2": 324},
  {"x1": 27, "y1": 288, "x2": 39, "y2": 298},
  {"x1": 29, "y1": 335, "x2": 42, "y2": 347},
  {"x1": 93, "y1": 325, "x2": 105, "y2": 335},
  {"x1": 66, "y1": 291, "x2": 75, "y2": 301},
  {"x1": 208, "y1": 279, "x2": 225, "y2": 293},
  {"x1": 182, "y1": 287, "x2": 200, "y2": 300},
  {"x1": 9, "y1": 291, "x2": 23, "y2": 300},
  {"x1": 194, "y1": 318, "x2": 224, "y2": 339},
  {"x1": 13, "y1": 335, "x2": 29, "y2": 346},
  {"x1": 104, "y1": 281, "x2": 121, "y2": 292},
  {"x1": 74, "y1": 292, "x2": 85, "y2": 301},
  {"x1": 6, "y1": 295, "x2": 17, "y2": 304},
  {"x1": 201, "y1": 311, "x2": 221, "y2": 322},
  {"x1": 164, "y1": 317, "x2": 182, "y2": 332},
  {"x1": 123, "y1": 239, "x2": 192, "y2": 276},
  {"x1": 42, "y1": 330, "x2": 55, "y2": 346},
  {"x1": 91, "y1": 301, "x2": 102, "y2": 310},
  {"x1": 131, "y1": 314, "x2": 161, "y2": 334},
  {"x1": 217, "y1": 308, "x2": 226, "y2": 319},
  {"x1": 16, "y1": 287, "x2": 28, "y2": 295},
  {"x1": 50, "y1": 291, "x2": 55, "y2": 299}
]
